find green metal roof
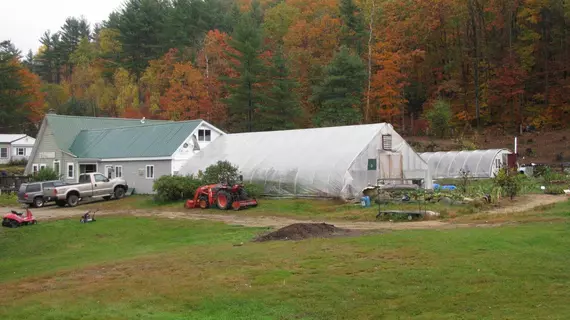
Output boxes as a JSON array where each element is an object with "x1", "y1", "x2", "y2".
[
  {"x1": 46, "y1": 114, "x2": 172, "y2": 153},
  {"x1": 69, "y1": 120, "x2": 202, "y2": 159}
]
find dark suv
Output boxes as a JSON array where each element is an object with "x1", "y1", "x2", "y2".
[{"x1": 17, "y1": 180, "x2": 67, "y2": 208}]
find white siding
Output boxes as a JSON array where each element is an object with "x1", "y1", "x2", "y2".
[
  {"x1": 99, "y1": 160, "x2": 172, "y2": 194},
  {"x1": 171, "y1": 122, "x2": 224, "y2": 175}
]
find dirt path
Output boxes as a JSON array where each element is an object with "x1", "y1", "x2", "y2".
[
  {"x1": 6, "y1": 194, "x2": 566, "y2": 231},
  {"x1": 20, "y1": 206, "x2": 502, "y2": 231},
  {"x1": 483, "y1": 194, "x2": 567, "y2": 215}
]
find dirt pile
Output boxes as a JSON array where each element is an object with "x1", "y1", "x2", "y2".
[{"x1": 254, "y1": 223, "x2": 353, "y2": 242}]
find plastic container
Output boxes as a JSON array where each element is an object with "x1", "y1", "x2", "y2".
[{"x1": 360, "y1": 196, "x2": 371, "y2": 207}]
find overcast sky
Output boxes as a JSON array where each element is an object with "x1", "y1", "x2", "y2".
[{"x1": 1, "y1": 0, "x2": 125, "y2": 55}]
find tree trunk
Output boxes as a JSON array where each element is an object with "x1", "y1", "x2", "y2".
[
  {"x1": 468, "y1": 0, "x2": 481, "y2": 131},
  {"x1": 366, "y1": 0, "x2": 375, "y2": 124}
]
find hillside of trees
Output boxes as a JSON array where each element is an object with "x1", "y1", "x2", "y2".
[{"x1": 2, "y1": 0, "x2": 570, "y2": 137}]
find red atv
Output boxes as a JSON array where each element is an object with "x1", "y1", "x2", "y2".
[
  {"x1": 2, "y1": 208, "x2": 38, "y2": 228},
  {"x1": 185, "y1": 176, "x2": 258, "y2": 211}
]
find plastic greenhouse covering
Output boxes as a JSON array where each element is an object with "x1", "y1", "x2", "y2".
[
  {"x1": 420, "y1": 149, "x2": 510, "y2": 179},
  {"x1": 178, "y1": 123, "x2": 432, "y2": 199}
]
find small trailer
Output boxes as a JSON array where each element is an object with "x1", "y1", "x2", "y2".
[{"x1": 372, "y1": 178, "x2": 429, "y2": 221}]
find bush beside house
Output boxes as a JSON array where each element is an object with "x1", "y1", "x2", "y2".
[{"x1": 153, "y1": 161, "x2": 261, "y2": 202}]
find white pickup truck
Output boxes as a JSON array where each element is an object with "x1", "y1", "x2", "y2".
[{"x1": 43, "y1": 172, "x2": 129, "y2": 207}]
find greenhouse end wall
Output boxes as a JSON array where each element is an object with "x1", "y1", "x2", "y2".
[{"x1": 347, "y1": 127, "x2": 433, "y2": 198}]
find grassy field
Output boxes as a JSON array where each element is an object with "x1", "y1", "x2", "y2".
[{"x1": 2, "y1": 214, "x2": 570, "y2": 319}]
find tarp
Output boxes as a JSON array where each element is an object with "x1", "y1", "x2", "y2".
[{"x1": 178, "y1": 123, "x2": 432, "y2": 199}]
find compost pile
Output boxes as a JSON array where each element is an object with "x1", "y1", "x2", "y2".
[{"x1": 254, "y1": 223, "x2": 351, "y2": 242}]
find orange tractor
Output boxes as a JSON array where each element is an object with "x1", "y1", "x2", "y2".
[{"x1": 185, "y1": 177, "x2": 258, "y2": 211}]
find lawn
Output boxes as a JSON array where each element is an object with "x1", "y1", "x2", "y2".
[{"x1": 2, "y1": 216, "x2": 570, "y2": 319}]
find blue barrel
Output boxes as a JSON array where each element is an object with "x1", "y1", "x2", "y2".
[{"x1": 360, "y1": 196, "x2": 371, "y2": 207}]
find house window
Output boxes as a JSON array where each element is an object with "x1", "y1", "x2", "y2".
[
  {"x1": 146, "y1": 165, "x2": 154, "y2": 179},
  {"x1": 39, "y1": 164, "x2": 46, "y2": 171},
  {"x1": 382, "y1": 134, "x2": 392, "y2": 151},
  {"x1": 53, "y1": 160, "x2": 60, "y2": 176},
  {"x1": 67, "y1": 163, "x2": 75, "y2": 179},
  {"x1": 16, "y1": 148, "x2": 25, "y2": 156},
  {"x1": 32, "y1": 164, "x2": 39, "y2": 175},
  {"x1": 198, "y1": 129, "x2": 211, "y2": 142},
  {"x1": 115, "y1": 165, "x2": 123, "y2": 178},
  {"x1": 0, "y1": 148, "x2": 7, "y2": 158}
]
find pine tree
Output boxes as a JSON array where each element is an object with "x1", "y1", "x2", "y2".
[
  {"x1": 222, "y1": 10, "x2": 266, "y2": 132},
  {"x1": 310, "y1": 45, "x2": 366, "y2": 127},
  {"x1": 0, "y1": 41, "x2": 29, "y2": 133},
  {"x1": 261, "y1": 47, "x2": 301, "y2": 130},
  {"x1": 339, "y1": 0, "x2": 365, "y2": 55}
]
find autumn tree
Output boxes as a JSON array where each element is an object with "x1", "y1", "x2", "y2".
[
  {"x1": 0, "y1": 41, "x2": 45, "y2": 134},
  {"x1": 160, "y1": 62, "x2": 211, "y2": 120},
  {"x1": 223, "y1": 7, "x2": 267, "y2": 132},
  {"x1": 310, "y1": 45, "x2": 366, "y2": 126}
]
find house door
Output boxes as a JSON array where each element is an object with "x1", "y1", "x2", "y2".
[
  {"x1": 379, "y1": 153, "x2": 403, "y2": 182},
  {"x1": 105, "y1": 165, "x2": 114, "y2": 179}
]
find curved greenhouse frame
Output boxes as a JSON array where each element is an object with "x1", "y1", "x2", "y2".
[
  {"x1": 178, "y1": 123, "x2": 432, "y2": 199},
  {"x1": 420, "y1": 149, "x2": 511, "y2": 179}
]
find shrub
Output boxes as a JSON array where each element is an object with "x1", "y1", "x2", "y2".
[
  {"x1": 424, "y1": 99, "x2": 452, "y2": 138},
  {"x1": 198, "y1": 160, "x2": 240, "y2": 184},
  {"x1": 153, "y1": 175, "x2": 202, "y2": 201},
  {"x1": 31, "y1": 167, "x2": 60, "y2": 182},
  {"x1": 493, "y1": 167, "x2": 522, "y2": 200},
  {"x1": 243, "y1": 183, "x2": 262, "y2": 198},
  {"x1": 8, "y1": 159, "x2": 27, "y2": 166},
  {"x1": 0, "y1": 193, "x2": 17, "y2": 206},
  {"x1": 544, "y1": 186, "x2": 565, "y2": 195},
  {"x1": 0, "y1": 166, "x2": 24, "y2": 175}
]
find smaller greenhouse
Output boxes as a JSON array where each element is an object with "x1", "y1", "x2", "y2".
[{"x1": 419, "y1": 149, "x2": 512, "y2": 179}]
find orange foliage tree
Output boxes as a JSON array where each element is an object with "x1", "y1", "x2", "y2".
[
  {"x1": 17, "y1": 66, "x2": 47, "y2": 124},
  {"x1": 159, "y1": 62, "x2": 211, "y2": 120}
]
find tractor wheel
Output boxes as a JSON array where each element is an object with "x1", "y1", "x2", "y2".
[
  {"x1": 199, "y1": 196, "x2": 209, "y2": 209},
  {"x1": 232, "y1": 201, "x2": 241, "y2": 211},
  {"x1": 67, "y1": 194, "x2": 79, "y2": 207},
  {"x1": 216, "y1": 190, "x2": 232, "y2": 210},
  {"x1": 33, "y1": 196, "x2": 44, "y2": 208},
  {"x1": 10, "y1": 220, "x2": 20, "y2": 228}
]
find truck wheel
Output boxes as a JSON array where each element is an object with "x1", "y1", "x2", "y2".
[
  {"x1": 33, "y1": 196, "x2": 44, "y2": 208},
  {"x1": 114, "y1": 187, "x2": 125, "y2": 199},
  {"x1": 67, "y1": 194, "x2": 79, "y2": 207},
  {"x1": 216, "y1": 190, "x2": 232, "y2": 210}
]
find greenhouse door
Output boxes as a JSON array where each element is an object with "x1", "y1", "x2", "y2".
[{"x1": 379, "y1": 153, "x2": 403, "y2": 181}]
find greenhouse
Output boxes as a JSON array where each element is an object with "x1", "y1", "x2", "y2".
[
  {"x1": 419, "y1": 149, "x2": 512, "y2": 179},
  {"x1": 177, "y1": 123, "x2": 432, "y2": 199}
]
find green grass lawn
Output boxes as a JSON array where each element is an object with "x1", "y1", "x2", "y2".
[{"x1": 2, "y1": 216, "x2": 570, "y2": 319}]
